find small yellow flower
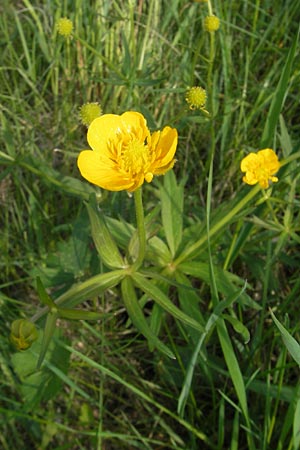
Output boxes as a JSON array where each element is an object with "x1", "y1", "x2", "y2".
[
  {"x1": 10, "y1": 319, "x2": 38, "y2": 350},
  {"x1": 77, "y1": 111, "x2": 178, "y2": 192},
  {"x1": 240, "y1": 149, "x2": 280, "y2": 189},
  {"x1": 80, "y1": 102, "x2": 102, "y2": 127},
  {"x1": 185, "y1": 86, "x2": 207, "y2": 110},
  {"x1": 204, "y1": 15, "x2": 220, "y2": 32},
  {"x1": 57, "y1": 17, "x2": 73, "y2": 37}
]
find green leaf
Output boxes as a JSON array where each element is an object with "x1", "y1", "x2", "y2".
[
  {"x1": 131, "y1": 272, "x2": 204, "y2": 332},
  {"x1": 36, "y1": 277, "x2": 55, "y2": 308},
  {"x1": 159, "y1": 170, "x2": 185, "y2": 256},
  {"x1": 33, "y1": 270, "x2": 126, "y2": 324},
  {"x1": 260, "y1": 25, "x2": 299, "y2": 148},
  {"x1": 177, "y1": 282, "x2": 248, "y2": 417},
  {"x1": 121, "y1": 277, "x2": 175, "y2": 359},
  {"x1": 178, "y1": 261, "x2": 260, "y2": 310},
  {"x1": 294, "y1": 396, "x2": 300, "y2": 450},
  {"x1": 216, "y1": 319, "x2": 250, "y2": 422},
  {"x1": 54, "y1": 269, "x2": 126, "y2": 309},
  {"x1": 37, "y1": 311, "x2": 58, "y2": 369},
  {"x1": 58, "y1": 308, "x2": 102, "y2": 321},
  {"x1": 11, "y1": 331, "x2": 70, "y2": 412},
  {"x1": 86, "y1": 195, "x2": 125, "y2": 269},
  {"x1": 270, "y1": 310, "x2": 300, "y2": 367},
  {"x1": 222, "y1": 314, "x2": 250, "y2": 344}
]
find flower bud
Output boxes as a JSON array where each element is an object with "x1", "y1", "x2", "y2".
[
  {"x1": 10, "y1": 319, "x2": 38, "y2": 350},
  {"x1": 57, "y1": 18, "x2": 73, "y2": 37},
  {"x1": 79, "y1": 102, "x2": 102, "y2": 127},
  {"x1": 204, "y1": 15, "x2": 220, "y2": 32},
  {"x1": 185, "y1": 86, "x2": 207, "y2": 110}
]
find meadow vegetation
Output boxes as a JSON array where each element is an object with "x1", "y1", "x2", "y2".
[{"x1": 1, "y1": 0, "x2": 300, "y2": 449}]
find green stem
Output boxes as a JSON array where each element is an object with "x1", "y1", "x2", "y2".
[
  {"x1": 132, "y1": 188, "x2": 146, "y2": 271},
  {"x1": 175, "y1": 184, "x2": 261, "y2": 265}
]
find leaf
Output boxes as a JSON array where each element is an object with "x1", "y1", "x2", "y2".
[
  {"x1": 260, "y1": 25, "x2": 300, "y2": 148},
  {"x1": 54, "y1": 269, "x2": 126, "y2": 309},
  {"x1": 270, "y1": 309, "x2": 300, "y2": 367},
  {"x1": 294, "y1": 396, "x2": 300, "y2": 450},
  {"x1": 11, "y1": 331, "x2": 70, "y2": 411},
  {"x1": 58, "y1": 308, "x2": 102, "y2": 321},
  {"x1": 159, "y1": 170, "x2": 185, "y2": 256},
  {"x1": 36, "y1": 277, "x2": 55, "y2": 308},
  {"x1": 177, "y1": 282, "x2": 248, "y2": 417},
  {"x1": 216, "y1": 319, "x2": 249, "y2": 422},
  {"x1": 37, "y1": 310, "x2": 58, "y2": 369},
  {"x1": 131, "y1": 272, "x2": 204, "y2": 332},
  {"x1": 222, "y1": 314, "x2": 250, "y2": 344},
  {"x1": 121, "y1": 277, "x2": 175, "y2": 359},
  {"x1": 86, "y1": 195, "x2": 125, "y2": 269},
  {"x1": 178, "y1": 260, "x2": 260, "y2": 310}
]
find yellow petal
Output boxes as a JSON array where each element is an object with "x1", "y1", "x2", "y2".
[
  {"x1": 258, "y1": 149, "x2": 280, "y2": 174},
  {"x1": 240, "y1": 153, "x2": 259, "y2": 172},
  {"x1": 87, "y1": 115, "x2": 123, "y2": 156},
  {"x1": 242, "y1": 173, "x2": 258, "y2": 185},
  {"x1": 120, "y1": 111, "x2": 150, "y2": 141},
  {"x1": 152, "y1": 126, "x2": 178, "y2": 167},
  {"x1": 77, "y1": 150, "x2": 134, "y2": 191},
  {"x1": 153, "y1": 158, "x2": 176, "y2": 176}
]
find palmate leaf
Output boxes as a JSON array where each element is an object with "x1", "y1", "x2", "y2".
[{"x1": 121, "y1": 276, "x2": 175, "y2": 359}]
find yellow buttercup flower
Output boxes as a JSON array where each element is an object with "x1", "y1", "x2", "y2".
[
  {"x1": 240, "y1": 149, "x2": 280, "y2": 189},
  {"x1": 77, "y1": 111, "x2": 178, "y2": 192}
]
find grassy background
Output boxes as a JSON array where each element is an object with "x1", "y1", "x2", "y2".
[{"x1": 1, "y1": 0, "x2": 300, "y2": 449}]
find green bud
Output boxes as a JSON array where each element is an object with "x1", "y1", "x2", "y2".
[{"x1": 10, "y1": 319, "x2": 38, "y2": 350}]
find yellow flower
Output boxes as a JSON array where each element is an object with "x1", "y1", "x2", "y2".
[
  {"x1": 80, "y1": 102, "x2": 102, "y2": 127},
  {"x1": 204, "y1": 15, "x2": 220, "y2": 32},
  {"x1": 57, "y1": 17, "x2": 73, "y2": 37},
  {"x1": 77, "y1": 111, "x2": 178, "y2": 192},
  {"x1": 185, "y1": 86, "x2": 207, "y2": 110},
  {"x1": 240, "y1": 149, "x2": 280, "y2": 189},
  {"x1": 10, "y1": 319, "x2": 38, "y2": 351}
]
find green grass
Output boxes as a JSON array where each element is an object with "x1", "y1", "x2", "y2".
[{"x1": 1, "y1": 0, "x2": 300, "y2": 449}]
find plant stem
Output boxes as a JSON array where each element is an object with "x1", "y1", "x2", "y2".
[
  {"x1": 175, "y1": 184, "x2": 261, "y2": 265},
  {"x1": 132, "y1": 187, "x2": 146, "y2": 271}
]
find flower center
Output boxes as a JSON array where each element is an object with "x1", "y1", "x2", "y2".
[{"x1": 117, "y1": 136, "x2": 154, "y2": 183}]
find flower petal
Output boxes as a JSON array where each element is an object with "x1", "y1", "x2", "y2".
[
  {"x1": 152, "y1": 126, "x2": 178, "y2": 168},
  {"x1": 258, "y1": 149, "x2": 280, "y2": 174},
  {"x1": 87, "y1": 115, "x2": 123, "y2": 155},
  {"x1": 77, "y1": 150, "x2": 134, "y2": 191},
  {"x1": 120, "y1": 111, "x2": 150, "y2": 141},
  {"x1": 240, "y1": 153, "x2": 259, "y2": 172}
]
